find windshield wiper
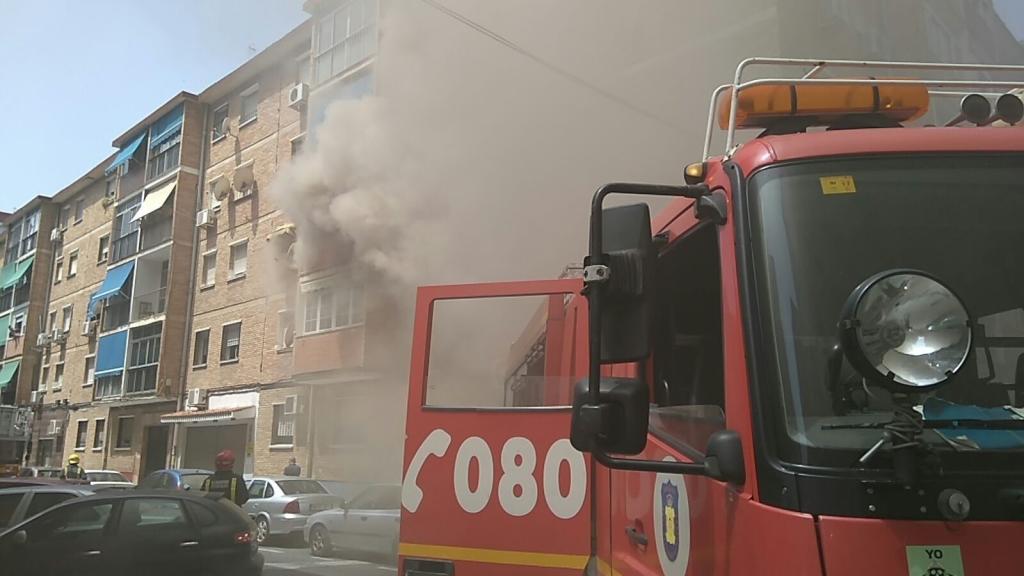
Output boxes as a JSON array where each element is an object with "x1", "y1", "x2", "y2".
[{"x1": 823, "y1": 419, "x2": 1024, "y2": 431}]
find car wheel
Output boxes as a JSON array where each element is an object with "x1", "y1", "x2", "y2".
[
  {"x1": 255, "y1": 516, "x2": 270, "y2": 544},
  {"x1": 310, "y1": 525, "x2": 332, "y2": 557}
]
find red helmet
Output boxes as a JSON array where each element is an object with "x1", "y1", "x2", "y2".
[{"x1": 215, "y1": 450, "x2": 236, "y2": 471}]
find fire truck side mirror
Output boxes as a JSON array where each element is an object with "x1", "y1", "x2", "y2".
[
  {"x1": 570, "y1": 377, "x2": 649, "y2": 455},
  {"x1": 592, "y1": 203, "x2": 655, "y2": 363},
  {"x1": 703, "y1": 430, "x2": 745, "y2": 485}
]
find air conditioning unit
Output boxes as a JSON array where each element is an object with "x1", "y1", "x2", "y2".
[
  {"x1": 30, "y1": 390, "x2": 44, "y2": 404},
  {"x1": 47, "y1": 420, "x2": 62, "y2": 436},
  {"x1": 288, "y1": 83, "x2": 308, "y2": 110},
  {"x1": 196, "y1": 208, "x2": 215, "y2": 228},
  {"x1": 50, "y1": 328, "x2": 66, "y2": 344},
  {"x1": 36, "y1": 332, "x2": 51, "y2": 347},
  {"x1": 186, "y1": 388, "x2": 208, "y2": 409},
  {"x1": 81, "y1": 319, "x2": 97, "y2": 336},
  {"x1": 50, "y1": 228, "x2": 63, "y2": 243}
]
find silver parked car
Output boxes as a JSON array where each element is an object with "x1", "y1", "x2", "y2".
[
  {"x1": 304, "y1": 484, "x2": 401, "y2": 560},
  {"x1": 0, "y1": 485, "x2": 94, "y2": 528},
  {"x1": 84, "y1": 470, "x2": 135, "y2": 490},
  {"x1": 244, "y1": 476, "x2": 340, "y2": 543}
]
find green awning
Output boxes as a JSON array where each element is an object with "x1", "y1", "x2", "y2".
[
  {"x1": 0, "y1": 314, "x2": 9, "y2": 342},
  {"x1": 0, "y1": 359, "x2": 20, "y2": 391},
  {"x1": 0, "y1": 256, "x2": 34, "y2": 290}
]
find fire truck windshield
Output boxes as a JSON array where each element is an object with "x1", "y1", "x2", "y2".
[{"x1": 747, "y1": 153, "x2": 1024, "y2": 471}]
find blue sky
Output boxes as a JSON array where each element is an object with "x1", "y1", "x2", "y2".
[
  {"x1": 0, "y1": 1, "x2": 1021, "y2": 212},
  {"x1": 0, "y1": 0, "x2": 308, "y2": 212}
]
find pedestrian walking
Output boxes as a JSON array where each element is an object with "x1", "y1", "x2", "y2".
[{"x1": 283, "y1": 457, "x2": 301, "y2": 477}]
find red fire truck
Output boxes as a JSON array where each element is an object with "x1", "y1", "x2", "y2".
[{"x1": 398, "y1": 58, "x2": 1024, "y2": 575}]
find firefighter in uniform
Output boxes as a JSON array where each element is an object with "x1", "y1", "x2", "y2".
[
  {"x1": 201, "y1": 449, "x2": 248, "y2": 506},
  {"x1": 61, "y1": 454, "x2": 87, "y2": 480}
]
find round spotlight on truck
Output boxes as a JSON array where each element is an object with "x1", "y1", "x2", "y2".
[{"x1": 839, "y1": 270, "x2": 971, "y2": 391}]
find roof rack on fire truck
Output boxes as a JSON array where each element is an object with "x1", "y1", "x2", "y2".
[{"x1": 704, "y1": 57, "x2": 1024, "y2": 160}]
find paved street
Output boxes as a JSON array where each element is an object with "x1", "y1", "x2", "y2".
[{"x1": 262, "y1": 543, "x2": 397, "y2": 576}]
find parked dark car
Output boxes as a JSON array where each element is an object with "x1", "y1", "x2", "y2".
[
  {"x1": 0, "y1": 485, "x2": 94, "y2": 528},
  {"x1": 137, "y1": 468, "x2": 213, "y2": 491},
  {"x1": 0, "y1": 490, "x2": 263, "y2": 576},
  {"x1": 0, "y1": 477, "x2": 89, "y2": 489}
]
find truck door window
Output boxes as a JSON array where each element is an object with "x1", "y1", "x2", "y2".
[
  {"x1": 650, "y1": 223, "x2": 725, "y2": 453},
  {"x1": 425, "y1": 292, "x2": 581, "y2": 408}
]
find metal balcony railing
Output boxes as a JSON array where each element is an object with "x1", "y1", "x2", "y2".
[{"x1": 132, "y1": 287, "x2": 167, "y2": 322}]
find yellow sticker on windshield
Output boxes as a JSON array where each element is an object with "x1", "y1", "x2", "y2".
[{"x1": 820, "y1": 175, "x2": 857, "y2": 195}]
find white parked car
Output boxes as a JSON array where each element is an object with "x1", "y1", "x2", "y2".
[
  {"x1": 84, "y1": 470, "x2": 134, "y2": 490},
  {"x1": 304, "y1": 484, "x2": 401, "y2": 561},
  {"x1": 243, "y1": 477, "x2": 341, "y2": 543}
]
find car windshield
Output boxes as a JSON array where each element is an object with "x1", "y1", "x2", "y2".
[
  {"x1": 349, "y1": 485, "x2": 401, "y2": 509},
  {"x1": 87, "y1": 472, "x2": 127, "y2": 483},
  {"x1": 277, "y1": 480, "x2": 327, "y2": 495},
  {"x1": 181, "y1": 474, "x2": 210, "y2": 491},
  {"x1": 748, "y1": 154, "x2": 1024, "y2": 469}
]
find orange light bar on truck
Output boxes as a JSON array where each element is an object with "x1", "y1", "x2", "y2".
[{"x1": 718, "y1": 81, "x2": 930, "y2": 129}]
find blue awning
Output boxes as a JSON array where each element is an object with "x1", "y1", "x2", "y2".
[
  {"x1": 0, "y1": 256, "x2": 33, "y2": 290},
  {"x1": 93, "y1": 261, "x2": 135, "y2": 302},
  {"x1": 0, "y1": 359, "x2": 20, "y2": 391},
  {"x1": 95, "y1": 330, "x2": 128, "y2": 377},
  {"x1": 150, "y1": 105, "x2": 184, "y2": 148},
  {"x1": 106, "y1": 133, "x2": 147, "y2": 175}
]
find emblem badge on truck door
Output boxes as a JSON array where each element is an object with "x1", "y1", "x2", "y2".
[{"x1": 654, "y1": 460, "x2": 690, "y2": 573}]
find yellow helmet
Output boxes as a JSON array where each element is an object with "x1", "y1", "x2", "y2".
[{"x1": 68, "y1": 454, "x2": 80, "y2": 465}]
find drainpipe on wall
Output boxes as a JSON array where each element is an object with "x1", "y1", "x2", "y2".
[
  {"x1": 305, "y1": 383, "x2": 315, "y2": 477},
  {"x1": 169, "y1": 103, "x2": 210, "y2": 469}
]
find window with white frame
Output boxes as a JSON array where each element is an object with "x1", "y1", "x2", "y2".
[
  {"x1": 54, "y1": 258, "x2": 63, "y2": 284},
  {"x1": 201, "y1": 251, "x2": 216, "y2": 287},
  {"x1": 220, "y1": 322, "x2": 241, "y2": 363},
  {"x1": 112, "y1": 194, "x2": 142, "y2": 263},
  {"x1": 302, "y1": 283, "x2": 364, "y2": 334},
  {"x1": 12, "y1": 314, "x2": 25, "y2": 336},
  {"x1": 240, "y1": 85, "x2": 259, "y2": 125},
  {"x1": 48, "y1": 310, "x2": 57, "y2": 333},
  {"x1": 60, "y1": 206, "x2": 71, "y2": 230},
  {"x1": 75, "y1": 420, "x2": 88, "y2": 450},
  {"x1": 148, "y1": 130, "x2": 181, "y2": 180},
  {"x1": 126, "y1": 323, "x2": 161, "y2": 394},
  {"x1": 95, "y1": 375, "x2": 122, "y2": 400},
  {"x1": 75, "y1": 198, "x2": 84, "y2": 224},
  {"x1": 314, "y1": 0, "x2": 378, "y2": 86},
  {"x1": 277, "y1": 310, "x2": 294, "y2": 350},
  {"x1": 84, "y1": 355, "x2": 95, "y2": 386},
  {"x1": 93, "y1": 419, "x2": 105, "y2": 449},
  {"x1": 54, "y1": 363, "x2": 64, "y2": 390},
  {"x1": 97, "y1": 235, "x2": 109, "y2": 264},
  {"x1": 272, "y1": 397, "x2": 296, "y2": 445},
  {"x1": 40, "y1": 366, "x2": 49, "y2": 391},
  {"x1": 193, "y1": 329, "x2": 209, "y2": 368},
  {"x1": 62, "y1": 305, "x2": 73, "y2": 333},
  {"x1": 229, "y1": 241, "x2": 247, "y2": 279},
  {"x1": 67, "y1": 251, "x2": 79, "y2": 278},
  {"x1": 211, "y1": 103, "x2": 229, "y2": 140}
]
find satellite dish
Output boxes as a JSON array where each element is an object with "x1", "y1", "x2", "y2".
[{"x1": 219, "y1": 116, "x2": 232, "y2": 137}]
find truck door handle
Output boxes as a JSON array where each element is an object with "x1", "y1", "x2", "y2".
[
  {"x1": 82, "y1": 550, "x2": 102, "y2": 557},
  {"x1": 625, "y1": 526, "x2": 648, "y2": 547},
  {"x1": 180, "y1": 541, "x2": 200, "y2": 548}
]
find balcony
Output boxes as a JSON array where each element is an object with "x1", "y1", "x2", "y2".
[
  {"x1": 140, "y1": 214, "x2": 172, "y2": 252},
  {"x1": 0, "y1": 406, "x2": 31, "y2": 441},
  {"x1": 131, "y1": 248, "x2": 169, "y2": 324},
  {"x1": 131, "y1": 287, "x2": 167, "y2": 322},
  {"x1": 101, "y1": 298, "x2": 131, "y2": 332}
]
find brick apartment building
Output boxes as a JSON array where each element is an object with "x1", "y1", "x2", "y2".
[
  {"x1": 0, "y1": 198, "x2": 59, "y2": 467},
  {"x1": 161, "y1": 22, "x2": 312, "y2": 477},
  {"x1": 2, "y1": 0, "x2": 1022, "y2": 482}
]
